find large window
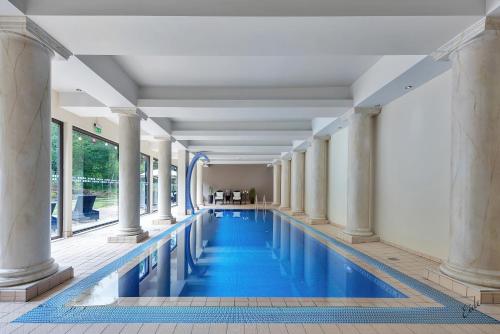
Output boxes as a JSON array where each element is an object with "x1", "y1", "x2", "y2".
[
  {"x1": 171, "y1": 165, "x2": 178, "y2": 206},
  {"x1": 152, "y1": 158, "x2": 158, "y2": 212},
  {"x1": 50, "y1": 120, "x2": 63, "y2": 238},
  {"x1": 140, "y1": 154, "x2": 150, "y2": 214},
  {"x1": 152, "y1": 161, "x2": 178, "y2": 210},
  {"x1": 72, "y1": 128, "x2": 119, "y2": 232}
]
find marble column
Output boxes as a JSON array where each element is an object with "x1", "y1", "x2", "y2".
[
  {"x1": 280, "y1": 158, "x2": 291, "y2": 209},
  {"x1": 196, "y1": 163, "x2": 204, "y2": 207},
  {"x1": 345, "y1": 108, "x2": 379, "y2": 238},
  {"x1": 440, "y1": 18, "x2": 500, "y2": 288},
  {"x1": 154, "y1": 138, "x2": 176, "y2": 224},
  {"x1": 291, "y1": 151, "x2": 305, "y2": 215},
  {"x1": 272, "y1": 162, "x2": 281, "y2": 206},
  {"x1": 190, "y1": 155, "x2": 198, "y2": 211},
  {"x1": 177, "y1": 149, "x2": 188, "y2": 214},
  {"x1": 306, "y1": 138, "x2": 328, "y2": 224},
  {"x1": 108, "y1": 110, "x2": 148, "y2": 243},
  {"x1": 0, "y1": 31, "x2": 60, "y2": 286}
]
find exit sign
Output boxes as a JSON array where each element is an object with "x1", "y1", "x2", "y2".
[{"x1": 94, "y1": 123, "x2": 102, "y2": 134}]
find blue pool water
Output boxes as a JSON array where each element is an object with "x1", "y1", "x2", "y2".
[{"x1": 78, "y1": 210, "x2": 405, "y2": 304}]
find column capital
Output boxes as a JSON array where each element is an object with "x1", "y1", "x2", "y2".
[
  {"x1": 292, "y1": 139, "x2": 311, "y2": 152},
  {"x1": 153, "y1": 135, "x2": 176, "y2": 143},
  {"x1": 110, "y1": 107, "x2": 148, "y2": 120},
  {"x1": 0, "y1": 16, "x2": 72, "y2": 59},
  {"x1": 272, "y1": 159, "x2": 282, "y2": 166},
  {"x1": 281, "y1": 152, "x2": 292, "y2": 161},
  {"x1": 353, "y1": 107, "x2": 381, "y2": 116},
  {"x1": 433, "y1": 17, "x2": 500, "y2": 61}
]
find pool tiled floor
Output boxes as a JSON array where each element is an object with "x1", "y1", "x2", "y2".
[{"x1": 1, "y1": 206, "x2": 500, "y2": 333}]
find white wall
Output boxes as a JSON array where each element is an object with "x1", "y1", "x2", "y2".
[
  {"x1": 202, "y1": 164, "x2": 273, "y2": 203},
  {"x1": 327, "y1": 127, "x2": 348, "y2": 226},
  {"x1": 51, "y1": 91, "x2": 159, "y2": 159},
  {"x1": 373, "y1": 70, "x2": 452, "y2": 260}
]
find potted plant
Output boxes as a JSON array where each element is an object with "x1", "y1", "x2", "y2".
[
  {"x1": 249, "y1": 188, "x2": 256, "y2": 204},
  {"x1": 208, "y1": 186, "x2": 214, "y2": 204}
]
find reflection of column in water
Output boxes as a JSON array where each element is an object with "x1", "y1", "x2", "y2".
[
  {"x1": 189, "y1": 221, "x2": 196, "y2": 262},
  {"x1": 272, "y1": 214, "x2": 281, "y2": 251},
  {"x1": 280, "y1": 219, "x2": 290, "y2": 262},
  {"x1": 290, "y1": 226, "x2": 304, "y2": 280},
  {"x1": 156, "y1": 240, "x2": 171, "y2": 296},
  {"x1": 118, "y1": 265, "x2": 140, "y2": 297},
  {"x1": 304, "y1": 233, "x2": 327, "y2": 295},
  {"x1": 176, "y1": 228, "x2": 186, "y2": 280},
  {"x1": 196, "y1": 215, "x2": 203, "y2": 259},
  {"x1": 326, "y1": 251, "x2": 347, "y2": 296}
]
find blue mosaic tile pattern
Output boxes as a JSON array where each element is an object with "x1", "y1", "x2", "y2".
[{"x1": 13, "y1": 210, "x2": 500, "y2": 324}]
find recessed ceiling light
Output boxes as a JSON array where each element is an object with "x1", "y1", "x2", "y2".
[
  {"x1": 405, "y1": 85, "x2": 413, "y2": 90},
  {"x1": 76, "y1": 88, "x2": 83, "y2": 92}
]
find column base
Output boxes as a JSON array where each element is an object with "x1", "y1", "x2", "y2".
[
  {"x1": 440, "y1": 261, "x2": 500, "y2": 289},
  {"x1": 424, "y1": 267, "x2": 500, "y2": 305},
  {"x1": 306, "y1": 217, "x2": 328, "y2": 225},
  {"x1": 0, "y1": 266, "x2": 73, "y2": 302},
  {"x1": 108, "y1": 231, "x2": 149, "y2": 243},
  {"x1": 153, "y1": 216, "x2": 177, "y2": 225},
  {"x1": 0, "y1": 258, "x2": 59, "y2": 288},
  {"x1": 291, "y1": 210, "x2": 305, "y2": 217},
  {"x1": 340, "y1": 231, "x2": 380, "y2": 244}
]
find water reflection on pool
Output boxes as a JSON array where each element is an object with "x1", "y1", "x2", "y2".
[{"x1": 73, "y1": 210, "x2": 405, "y2": 305}]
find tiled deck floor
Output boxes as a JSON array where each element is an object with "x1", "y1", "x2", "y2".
[{"x1": 1, "y1": 206, "x2": 500, "y2": 333}]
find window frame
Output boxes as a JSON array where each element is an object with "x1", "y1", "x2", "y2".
[
  {"x1": 51, "y1": 118, "x2": 64, "y2": 240},
  {"x1": 71, "y1": 126, "x2": 120, "y2": 234},
  {"x1": 140, "y1": 153, "x2": 151, "y2": 215},
  {"x1": 171, "y1": 164, "x2": 178, "y2": 207},
  {"x1": 152, "y1": 158, "x2": 159, "y2": 212}
]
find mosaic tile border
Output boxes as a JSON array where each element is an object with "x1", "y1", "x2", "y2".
[{"x1": 13, "y1": 210, "x2": 500, "y2": 324}]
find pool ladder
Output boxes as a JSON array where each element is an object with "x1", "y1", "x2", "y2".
[{"x1": 255, "y1": 195, "x2": 267, "y2": 211}]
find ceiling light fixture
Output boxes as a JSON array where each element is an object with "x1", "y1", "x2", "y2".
[
  {"x1": 76, "y1": 88, "x2": 83, "y2": 92},
  {"x1": 405, "y1": 85, "x2": 413, "y2": 90}
]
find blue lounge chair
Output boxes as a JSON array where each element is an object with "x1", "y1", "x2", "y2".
[{"x1": 72, "y1": 195, "x2": 100, "y2": 221}]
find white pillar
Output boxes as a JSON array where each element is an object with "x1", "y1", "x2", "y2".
[
  {"x1": 63, "y1": 121, "x2": 74, "y2": 238},
  {"x1": 441, "y1": 18, "x2": 500, "y2": 288},
  {"x1": 291, "y1": 151, "x2": 305, "y2": 215},
  {"x1": 177, "y1": 148, "x2": 188, "y2": 215},
  {"x1": 196, "y1": 163, "x2": 204, "y2": 206},
  {"x1": 279, "y1": 158, "x2": 291, "y2": 209},
  {"x1": 155, "y1": 138, "x2": 176, "y2": 224},
  {"x1": 0, "y1": 31, "x2": 60, "y2": 286},
  {"x1": 190, "y1": 156, "x2": 198, "y2": 211},
  {"x1": 108, "y1": 109, "x2": 148, "y2": 243},
  {"x1": 345, "y1": 108, "x2": 379, "y2": 237},
  {"x1": 306, "y1": 138, "x2": 328, "y2": 224},
  {"x1": 272, "y1": 162, "x2": 281, "y2": 206}
]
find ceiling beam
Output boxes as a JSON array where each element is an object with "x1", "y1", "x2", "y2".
[
  {"x1": 139, "y1": 99, "x2": 351, "y2": 109},
  {"x1": 188, "y1": 145, "x2": 291, "y2": 154},
  {"x1": 10, "y1": 0, "x2": 485, "y2": 16},
  {"x1": 207, "y1": 161, "x2": 271, "y2": 165},
  {"x1": 172, "y1": 130, "x2": 311, "y2": 141}
]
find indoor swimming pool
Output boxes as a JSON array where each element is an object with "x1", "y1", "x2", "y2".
[{"x1": 73, "y1": 209, "x2": 404, "y2": 305}]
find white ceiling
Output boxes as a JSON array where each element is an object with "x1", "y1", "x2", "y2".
[
  {"x1": 114, "y1": 55, "x2": 381, "y2": 88},
  {"x1": 4, "y1": 0, "x2": 497, "y2": 164},
  {"x1": 29, "y1": 16, "x2": 481, "y2": 56}
]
